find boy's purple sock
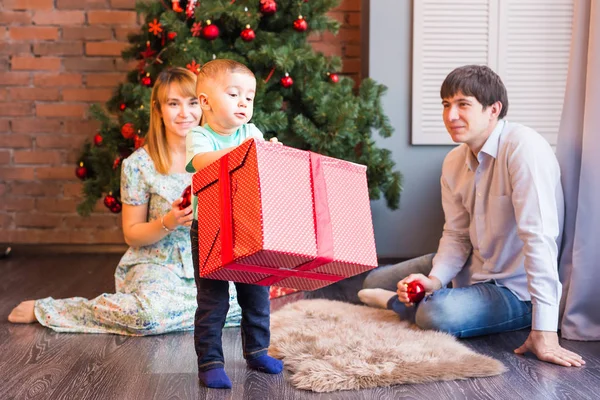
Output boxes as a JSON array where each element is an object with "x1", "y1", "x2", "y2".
[
  {"x1": 246, "y1": 355, "x2": 283, "y2": 374},
  {"x1": 198, "y1": 368, "x2": 232, "y2": 389}
]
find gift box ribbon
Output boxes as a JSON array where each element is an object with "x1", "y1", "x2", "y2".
[{"x1": 218, "y1": 144, "x2": 343, "y2": 285}]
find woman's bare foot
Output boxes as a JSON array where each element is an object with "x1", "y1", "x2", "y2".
[
  {"x1": 357, "y1": 289, "x2": 396, "y2": 309},
  {"x1": 8, "y1": 300, "x2": 37, "y2": 323}
]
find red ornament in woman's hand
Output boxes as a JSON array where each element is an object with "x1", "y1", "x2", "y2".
[
  {"x1": 406, "y1": 281, "x2": 426, "y2": 303},
  {"x1": 179, "y1": 185, "x2": 192, "y2": 210}
]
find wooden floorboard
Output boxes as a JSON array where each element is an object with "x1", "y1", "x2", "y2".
[{"x1": 1, "y1": 252, "x2": 599, "y2": 399}]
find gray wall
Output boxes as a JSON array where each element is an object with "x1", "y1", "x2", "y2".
[{"x1": 369, "y1": 0, "x2": 453, "y2": 258}]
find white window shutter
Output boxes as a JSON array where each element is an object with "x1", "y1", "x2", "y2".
[
  {"x1": 412, "y1": 0, "x2": 573, "y2": 146},
  {"x1": 412, "y1": 0, "x2": 497, "y2": 145},
  {"x1": 497, "y1": 0, "x2": 573, "y2": 146}
]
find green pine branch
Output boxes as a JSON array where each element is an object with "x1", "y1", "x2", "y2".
[{"x1": 76, "y1": 0, "x2": 402, "y2": 216}]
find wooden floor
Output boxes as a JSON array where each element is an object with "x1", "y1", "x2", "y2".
[{"x1": 1, "y1": 251, "x2": 599, "y2": 400}]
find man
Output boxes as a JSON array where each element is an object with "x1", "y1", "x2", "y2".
[{"x1": 359, "y1": 65, "x2": 584, "y2": 367}]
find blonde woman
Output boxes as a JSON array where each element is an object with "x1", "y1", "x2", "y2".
[{"x1": 8, "y1": 68, "x2": 241, "y2": 335}]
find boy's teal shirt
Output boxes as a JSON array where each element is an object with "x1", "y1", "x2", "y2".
[{"x1": 185, "y1": 123, "x2": 264, "y2": 220}]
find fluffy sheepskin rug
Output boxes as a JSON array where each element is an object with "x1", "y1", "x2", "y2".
[{"x1": 269, "y1": 299, "x2": 506, "y2": 393}]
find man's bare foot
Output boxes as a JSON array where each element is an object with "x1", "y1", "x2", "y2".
[
  {"x1": 8, "y1": 300, "x2": 37, "y2": 323},
  {"x1": 357, "y1": 289, "x2": 396, "y2": 309}
]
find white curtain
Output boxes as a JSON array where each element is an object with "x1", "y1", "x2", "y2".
[{"x1": 556, "y1": 0, "x2": 600, "y2": 340}]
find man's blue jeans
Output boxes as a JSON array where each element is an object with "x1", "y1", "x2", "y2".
[
  {"x1": 191, "y1": 221, "x2": 271, "y2": 371},
  {"x1": 362, "y1": 254, "x2": 533, "y2": 338}
]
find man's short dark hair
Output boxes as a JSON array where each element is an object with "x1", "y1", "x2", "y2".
[{"x1": 440, "y1": 65, "x2": 509, "y2": 119}]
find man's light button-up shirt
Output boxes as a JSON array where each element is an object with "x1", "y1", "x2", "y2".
[{"x1": 430, "y1": 120, "x2": 564, "y2": 331}]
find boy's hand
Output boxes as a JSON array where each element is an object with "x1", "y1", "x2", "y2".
[{"x1": 269, "y1": 137, "x2": 283, "y2": 145}]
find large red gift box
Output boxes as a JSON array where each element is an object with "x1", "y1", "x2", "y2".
[{"x1": 192, "y1": 139, "x2": 378, "y2": 291}]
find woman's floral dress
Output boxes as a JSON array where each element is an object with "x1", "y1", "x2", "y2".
[{"x1": 34, "y1": 148, "x2": 242, "y2": 335}]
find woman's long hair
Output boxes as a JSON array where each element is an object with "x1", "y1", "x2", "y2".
[{"x1": 146, "y1": 67, "x2": 197, "y2": 174}]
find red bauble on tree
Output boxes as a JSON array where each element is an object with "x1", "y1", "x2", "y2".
[
  {"x1": 293, "y1": 16, "x2": 308, "y2": 32},
  {"x1": 280, "y1": 73, "x2": 293, "y2": 88},
  {"x1": 75, "y1": 162, "x2": 87, "y2": 180},
  {"x1": 104, "y1": 193, "x2": 122, "y2": 213},
  {"x1": 110, "y1": 202, "x2": 122, "y2": 214},
  {"x1": 167, "y1": 31, "x2": 177, "y2": 40},
  {"x1": 240, "y1": 25, "x2": 255, "y2": 42},
  {"x1": 134, "y1": 134, "x2": 145, "y2": 149},
  {"x1": 202, "y1": 20, "x2": 220, "y2": 41},
  {"x1": 93, "y1": 133, "x2": 103, "y2": 146},
  {"x1": 260, "y1": 0, "x2": 277, "y2": 15},
  {"x1": 328, "y1": 72, "x2": 339, "y2": 83},
  {"x1": 121, "y1": 123, "x2": 136, "y2": 139},
  {"x1": 141, "y1": 73, "x2": 152, "y2": 87},
  {"x1": 119, "y1": 103, "x2": 126, "y2": 111},
  {"x1": 104, "y1": 193, "x2": 117, "y2": 209}
]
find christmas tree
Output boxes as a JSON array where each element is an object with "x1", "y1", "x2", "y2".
[{"x1": 76, "y1": 0, "x2": 402, "y2": 216}]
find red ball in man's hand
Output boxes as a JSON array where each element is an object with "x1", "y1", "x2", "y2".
[
  {"x1": 406, "y1": 281, "x2": 426, "y2": 303},
  {"x1": 179, "y1": 185, "x2": 192, "y2": 210}
]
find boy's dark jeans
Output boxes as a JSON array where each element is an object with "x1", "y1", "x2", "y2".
[{"x1": 191, "y1": 220, "x2": 271, "y2": 372}]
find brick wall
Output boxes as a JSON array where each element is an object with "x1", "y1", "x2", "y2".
[{"x1": 0, "y1": 0, "x2": 363, "y2": 245}]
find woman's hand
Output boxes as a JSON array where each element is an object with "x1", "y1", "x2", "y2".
[
  {"x1": 123, "y1": 196, "x2": 194, "y2": 246},
  {"x1": 163, "y1": 197, "x2": 194, "y2": 229}
]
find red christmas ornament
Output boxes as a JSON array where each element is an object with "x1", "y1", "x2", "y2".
[
  {"x1": 260, "y1": 0, "x2": 277, "y2": 15},
  {"x1": 240, "y1": 25, "x2": 255, "y2": 42},
  {"x1": 148, "y1": 19, "x2": 163, "y2": 36},
  {"x1": 140, "y1": 41, "x2": 156, "y2": 59},
  {"x1": 134, "y1": 134, "x2": 145, "y2": 149},
  {"x1": 119, "y1": 103, "x2": 126, "y2": 111},
  {"x1": 280, "y1": 73, "x2": 293, "y2": 88},
  {"x1": 293, "y1": 15, "x2": 308, "y2": 32},
  {"x1": 186, "y1": 60, "x2": 201, "y2": 75},
  {"x1": 113, "y1": 156, "x2": 122, "y2": 170},
  {"x1": 186, "y1": 0, "x2": 198, "y2": 18},
  {"x1": 172, "y1": 0, "x2": 183, "y2": 12},
  {"x1": 406, "y1": 281, "x2": 426, "y2": 303},
  {"x1": 179, "y1": 185, "x2": 192, "y2": 210},
  {"x1": 121, "y1": 123, "x2": 135, "y2": 139},
  {"x1": 328, "y1": 72, "x2": 339, "y2": 83},
  {"x1": 93, "y1": 133, "x2": 103, "y2": 146},
  {"x1": 110, "y1": 202, "x2": 122, "y2": 214},
  {"x1": 202, "y1": 21, "x2": 220, "y2": 41},
  {"x1": 167, "y1": 31, "x2": 177, "y2": 40},
  {"x1": 141, "y1": 74, "x2": 152, "y2": 87},
  {"x1": 104, "y1": 194, "x2": 117, "y2": 209},
  {"x1": 191, "y1": 22, "x2": 202, "y2": 37},
  {"x1": 75, "y1": 162, "x2": 87, "y2": 180},
  {"x1": 264, "y1": 67, "x2": 276, "y2": 83}
]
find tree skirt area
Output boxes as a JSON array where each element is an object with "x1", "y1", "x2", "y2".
[{"x1": 269, "y1": 299, "x2": 506, "y2": 393}]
